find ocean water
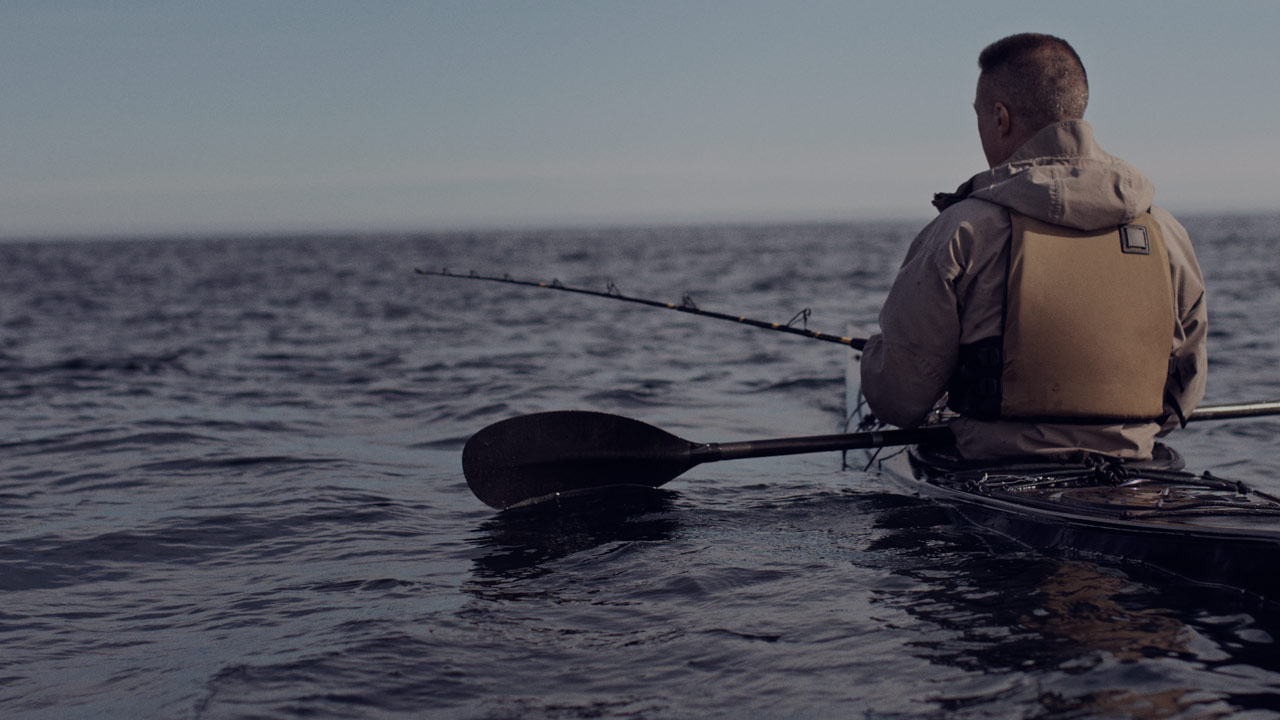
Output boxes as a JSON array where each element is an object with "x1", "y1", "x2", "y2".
[{"x1": 1, "y1": 215, "x2": 1278, "y2": 719}]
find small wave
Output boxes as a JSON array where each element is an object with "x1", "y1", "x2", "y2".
[
  {"x1": 2, "y1": 430, "x2": 216, "y2": 456},
  {"x1": 582, "y1": 380, "x2": 677, "y2": 408},
  {"x1": 742, "y1": 376, "x2": 843, "y2": 394},
  {"x1": 137, "y1": 418, "x2": 300, "y2": 434},
  {"x1": 415, "y1": 436, "x2": 470, "y2": 451},
  {"x1": 451, "y1": 403, "x2": 514, "y2": 423},
  {"x1": 702, "y1": 628, "x2": 782, "y2": 642},
  {"x1": 29, "y1": 350, "x2": 193, "y2": 375},
  {"x1": 134, "y1": 455, "x2": 342, "y2": 474},
  {"x1": 308, "y1": 578, "x2": 419, "y2": 593}
]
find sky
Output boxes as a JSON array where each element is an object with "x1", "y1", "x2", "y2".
[{"x1": 3, "y1": 1, "x2": 1278, "y2": 238}]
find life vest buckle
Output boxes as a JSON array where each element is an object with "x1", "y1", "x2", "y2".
[{"x1": 1120, "y1": 224, "x2": 1151, "y2": 255}]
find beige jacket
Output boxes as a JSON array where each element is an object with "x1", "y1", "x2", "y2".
[{"x1": 861, "y1": 120, "x2": 1207, "y2": 460}]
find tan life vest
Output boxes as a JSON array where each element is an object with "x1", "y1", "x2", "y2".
[{"x1": 950, "y1": 211, "x2": 1175, "y2": 422}]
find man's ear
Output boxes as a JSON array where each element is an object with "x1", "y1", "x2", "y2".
[{"x1": 994, "y1": 102, "x2": 1012, "y2": 137}]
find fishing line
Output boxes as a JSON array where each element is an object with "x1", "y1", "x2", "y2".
[{"x1": 416, "y1": 267, "x2": 866, "y2": 349}]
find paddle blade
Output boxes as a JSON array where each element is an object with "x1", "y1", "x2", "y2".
[{"x1": 462, "y1": 411, "x2": 699, "y2": 509}]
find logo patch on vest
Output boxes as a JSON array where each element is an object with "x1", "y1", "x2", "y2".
[{"x1": 1120, "y1": 224, "x2": 1151, "y2": 255}]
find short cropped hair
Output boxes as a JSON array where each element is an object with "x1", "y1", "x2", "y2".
[{"x1": 978, "y1": 33, "x2": 1089, "y2": 130}]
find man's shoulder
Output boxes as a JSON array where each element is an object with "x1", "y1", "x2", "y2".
[
  {"x1": 937, "y1": 196, "x2": 1007, "y2": 222},
  {"x1": 1146, "y1": 204, "x2": 1185, "y2": 228},
  {"x1": 920, "y1": 197, "x2": 1011, "y2": 243},
  {"x1": 1145, "y1": 205, "x2": 1193, "y2": 245},
  {"x1": 902, "y1": 197, "x2": 1013, "y2": 275}
]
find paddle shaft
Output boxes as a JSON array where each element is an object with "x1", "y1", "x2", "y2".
[
  {"x1": 929, "y1": 400, "x2": 1280, "y2": 425},
  {"x1": 688, "y1": 399, "x2": 1279, "y2": 467},
  {"x1": 693, "y1": 426, "x2": 952, "y2": 463},
  {"x1": 1187, "y1": 400, "x2": 1280, "y2": 421}
]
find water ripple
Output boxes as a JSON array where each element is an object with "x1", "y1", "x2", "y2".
[{"x1": 0, "y1": 221, "x2": 1277, "y2": 718}]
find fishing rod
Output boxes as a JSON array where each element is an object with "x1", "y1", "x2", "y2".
[{"x1": 416, "y1": 267, "x2": 866, "y2": 349}]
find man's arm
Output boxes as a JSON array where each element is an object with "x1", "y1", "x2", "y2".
[
  {"x1": 1156, "y1": 209, "x2": 1207, "y2": 434},
  {"x1": 860, "y1": 215, "x2": 966, "y2": 428}
]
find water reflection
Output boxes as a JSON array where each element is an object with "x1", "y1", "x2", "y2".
[
  {"x1": 466, "y1": 485, "x2": 681, "y2": 593},
  {"x1": 1016, "y1": 562, "x2": 1276, "y2": 718},
  {"x1": 1023, "y1": 563, "x2": 1189, "y2": 660},
  {"x1": 869, "y1": 506, "x2": 1280, "y2": 718}
]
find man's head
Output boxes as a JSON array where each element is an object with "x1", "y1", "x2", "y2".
[{"x1": 974, "y1": 33, "x2": 1089, "y2": 167}]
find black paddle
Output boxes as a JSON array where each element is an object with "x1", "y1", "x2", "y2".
[
  {"x1": 462, "y1": 410, "x2": 950, "y2": 509},
  {"x1": 461, "y1": 400, "x2": 1280, "y2": 509}
]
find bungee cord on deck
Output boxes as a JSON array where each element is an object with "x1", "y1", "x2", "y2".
[{"x1": 416, "y1": 267, "x2": 866, "y2": 349}]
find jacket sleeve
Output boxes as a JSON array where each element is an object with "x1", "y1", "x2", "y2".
[
  {"x1": 860, "y1": 214, "x2": 966, "y2": 427},
  {"x1": 1155, "y1": 209, "x2": 1207, "y2": 434}
]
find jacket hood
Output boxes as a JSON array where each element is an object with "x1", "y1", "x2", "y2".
[{"x1": 935, "y1": 120, "x2": 1155, "y2": 231}]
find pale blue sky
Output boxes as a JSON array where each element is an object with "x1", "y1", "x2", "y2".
[{"x1": 3, "y1": 1, "x2": 1277, "y2": 238}]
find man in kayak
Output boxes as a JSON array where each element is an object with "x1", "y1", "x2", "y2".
[{"x1": 860, "y1": 33, "x2": 1207, "y2": 460}]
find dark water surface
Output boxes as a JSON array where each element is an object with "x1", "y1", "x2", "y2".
[{"x1": 2, "y1": 216, "x2": 1278, "y2": 718}]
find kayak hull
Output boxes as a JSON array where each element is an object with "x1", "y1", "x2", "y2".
[
  {"x1": 846, "y1": 330, "x2": 1280, "y2": 601},
  {"x1": 883, "y1": 445, "x2": 1280, "y2": 600}
]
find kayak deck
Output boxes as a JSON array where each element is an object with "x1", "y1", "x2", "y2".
[
  {"x1": 881, "y1": 443, "x2": 1280, "y2": 601},
  {"x1": 910, "y1": 444, "x2": 1280, "y2": 526}
]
